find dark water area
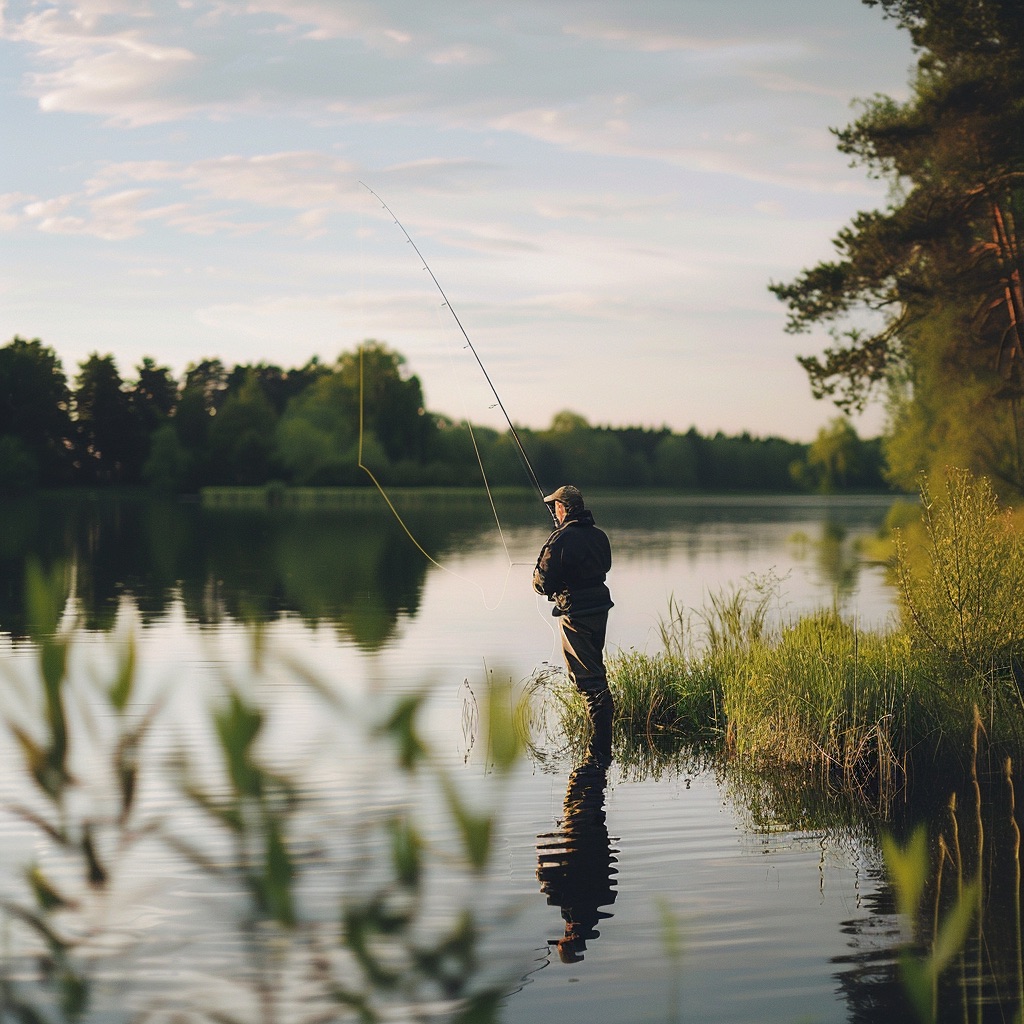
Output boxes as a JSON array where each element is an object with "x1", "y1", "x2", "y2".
[
  {"x1": 0, "y1": 489, "x2": 446, "y2": 641},
  {"x1": 1, "y1": 490, "x2": 1022, "y2": 1022}
]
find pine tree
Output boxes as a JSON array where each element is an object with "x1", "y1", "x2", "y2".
[{"x1": 771, "y1": 0, "x2": 1024, "y2": 493}]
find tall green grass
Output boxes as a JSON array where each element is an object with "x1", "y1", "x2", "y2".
[{"x1": 602, "y1": 593, "x2": 924, "y2": 803}]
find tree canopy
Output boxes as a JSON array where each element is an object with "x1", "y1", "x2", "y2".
[
  {"x1": 0, "y1": 337, "x2": 73, "y2": 486},
  {"x1": 770, "y1": 0, "x2": 1024, "y2": 494},
  {"x1": 0, "y1": 335, "x2": 889, "y2": 496}
]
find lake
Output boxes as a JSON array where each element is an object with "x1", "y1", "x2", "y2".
[{"x1": 0, "y1": 490, "x2": 1017, "y2": 1023}]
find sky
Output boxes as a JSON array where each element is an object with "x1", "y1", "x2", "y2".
[{"x1": 0, "y1": 0, "x2": 916, "y2": 442}]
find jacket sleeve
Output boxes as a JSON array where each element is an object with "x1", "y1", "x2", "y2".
[{"x1": 532, "y1": 535, "x2": 562, "y2": 597}]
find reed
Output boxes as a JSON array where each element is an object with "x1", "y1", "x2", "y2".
[
  {"x1": 877, "y1": 712, "x2": 1024, "y2": 1024},
  {"x1": 0, "y1": 564, "x2": 521, "y2": 1024},
  {"x1": 714, "y1": 611, "x2": 917, "y2": 795}
]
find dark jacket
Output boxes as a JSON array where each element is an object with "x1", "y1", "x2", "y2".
[{"x1": 533, "y1": 508, "x2": 613, "y2": 617}]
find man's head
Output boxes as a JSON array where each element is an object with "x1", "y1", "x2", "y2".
[{"x1": 543, "y1": 484, "x2": 584, "y2": 523}]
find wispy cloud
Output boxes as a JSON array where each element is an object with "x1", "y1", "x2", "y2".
[
  {"x1": 2, "y1": 0, "x2": 898, "y2": 188},
  {"x1": 0, "y1": 0, "x2": 914, "y2": 437}
]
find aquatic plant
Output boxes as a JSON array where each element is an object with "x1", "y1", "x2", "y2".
[
  {"x1": 0, "y1": 564, "x2": 522, "y2": 1024},
  {"x1": 715, "y1": 609, "x2": 919, "y2": 799},
  {"x1": 877, "y1": 709, "x2": 1024, "y2": 1024},
  {"x1": 587, "y1": 576, "x2": 921, "y2": 803},
  {"x1": 0, "y1": 563, "x2": 155, "y2": 1023},
  {"x1": 883, "y1": 825, "x2": 979, "y2": 1024}
]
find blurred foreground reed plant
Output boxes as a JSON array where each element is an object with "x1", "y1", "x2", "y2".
[
  {"x1": 880, "y1": 711, "x2": 1024, "y2": 1024},
  {"x1": 0, "y1": 564, "x2": 521, "y2": 1024}
]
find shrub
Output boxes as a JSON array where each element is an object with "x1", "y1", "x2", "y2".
[{"x1": 894, "y1": 469, "x2": 1024, "y2": 707}]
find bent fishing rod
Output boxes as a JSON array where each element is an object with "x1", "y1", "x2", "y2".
[{"x1": 360, "y1": 182, "x2": 556, "y2": 525}]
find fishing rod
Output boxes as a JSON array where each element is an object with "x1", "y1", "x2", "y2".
[{"x1": 360, "y1": 182, "x2": 556, "y2": 525}]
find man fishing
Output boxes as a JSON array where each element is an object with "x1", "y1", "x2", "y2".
[{"x1": 533, "y1": 485, "x2": 614, "y2": 731}]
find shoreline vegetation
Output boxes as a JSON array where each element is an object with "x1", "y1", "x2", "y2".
[
  {"x1": 536, "y1": 469, "x2": 1024, "y2": 812},
  {"x1": 0, "y1": 563, "x2": 521, "y2": 1024}
]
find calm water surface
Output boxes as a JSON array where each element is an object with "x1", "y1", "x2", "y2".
[{"x1": 1, "y1": 490, "x2": 999, "y2": 1022}]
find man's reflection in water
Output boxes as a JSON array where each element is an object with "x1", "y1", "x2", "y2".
[{"x1": 536, "y1": 715, "x2": 618, "y2": 964}]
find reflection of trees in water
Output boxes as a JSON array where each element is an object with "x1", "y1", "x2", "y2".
[
  {"x1": 0, "y1": 491, "x2": 893, "y2": 645},
  {"x1": 788, "y1": 518, "x2": 863, "y2": 597},
  {"x1": 0, "y1": 493, "x2": 514, "y2": 649},
  {"x1": 723, "y1": 747, "x2": 1024, "y2": 1024}
]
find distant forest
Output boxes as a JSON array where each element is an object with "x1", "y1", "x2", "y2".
[{"x1": 0, "y1": 335, "x2": 890, "y2": 495}]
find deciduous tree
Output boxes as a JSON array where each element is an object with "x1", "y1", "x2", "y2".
[
  {"x1": 0, "y1": 336, "x2": 73, "y2": 485},
  {"x1": 208, "y1": 372, "x2": 280, "y2": 485}
]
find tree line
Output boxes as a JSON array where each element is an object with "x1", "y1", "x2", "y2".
[{"x1": 0, "y1": 335, "x2": 888, "y2": 495}]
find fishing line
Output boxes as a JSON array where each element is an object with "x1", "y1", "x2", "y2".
[
  {"x1": 357, "y1": 346, "x2": 514, "y2": 611},
  {"x1": 359, "y1": 181, "x2": 556, "y2": 528},
  {"x1": 424, "y1": 303, "x2": 559, "y2": 651},
  {"x1": 356, "y1": 186, "x2": 560, "y2": 635},
  {"x1": 431, "y1": 299, "x2": 523, "y2": 567}
]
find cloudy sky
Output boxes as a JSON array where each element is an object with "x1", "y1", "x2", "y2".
[{"x1": 0, "y1": 0, "x2": 915, "y2": 440}]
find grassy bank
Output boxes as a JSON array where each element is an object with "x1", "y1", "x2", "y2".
[{"x1": 541, "y1": 469, "x2": 1024, "y2": 807}]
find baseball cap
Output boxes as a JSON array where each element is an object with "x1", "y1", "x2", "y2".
[{"x1": 542, "y1": 484, "x2": 584, "y2": 508}]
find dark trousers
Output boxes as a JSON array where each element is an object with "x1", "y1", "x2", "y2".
[{"x1": 559, "y1": 610, "x2": 610, "y2": 697}]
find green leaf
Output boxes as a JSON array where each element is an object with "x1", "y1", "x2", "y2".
[
  {"x1": 26, "y1": 865, "x2": 75, "y2": 913},
  {"x1": 108, "y1": 636, "x2": 136, "y2": 712},
  {"x1": 414, "y1": 909, "x2": 477, "y2": 994},
  {"x1": 81, "y1": 824, "x2": 108, "y2": 888},
  {"x1": 899, "y1": 950, "x2": 933, "y2": 1024},
  {"x1": 10, "y1": 725, "x2": 46, "y2": 781},
  {"x1": 449, "y1": 989, "x2": 504, "y2": 1024},
  {"x1": 2, "y1": 901, "x2": 67, "y2": 956},
  {"x1": 115, "y1": 754, "x2": 138, "y2": 823},
  {"x1": 930, "y1": 879, "x2": 979, "y2": 976},
  {"x1": 183, "y1": 784, "x2": 244, "y2": 832},
  {"x1": 388, "y1": 815, "x2": 423, "y2": 889},
  {"x1": 377, "y1": 694, "x2": 429, "y2": 772},
  {"x1": 213, "y1": 692, "x2": 264, "y2": 798},
  {"x1": 260, "y1": 816, "x2": 295, "y2": 927},
  {"x1": 442, "y1": 776, "x2": 494, "y2": 871},
  {"x1": 58, "y1": 969, "x2": 89, "y2": 1020},
  {"x1": 484, "y1": 680, "x2": 521, "y2": 774},
  {"x1": 329, "y1": 986, "x2": 377, "y2": 1024},
  {"x1": 25, "y1": 560, "x2": 67, "y2": 640},
  {"x1": 342, "y1": 906, "x2": 401, "y2": 989},
  {"x1": 40, "y1": 641, "x2": 70, "y2": 784},
  {"x1": 10, "y1": 724, "x2": 68, "y2": 801},
  {"x1": 881, "y1": 827, "x2": 928, "y2": 923}
]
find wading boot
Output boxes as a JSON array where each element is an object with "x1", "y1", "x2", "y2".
[{"x1": 582, "y1": 685, "x2": 614, "y2": 766}]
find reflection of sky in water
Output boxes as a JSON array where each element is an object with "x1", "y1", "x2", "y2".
[
  {"x1": 0, "y1": 495, "x2": 906, "y2": 1023},
  {"x1": 383, "y1": 494, "x2": 897, "y2": 687}
]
